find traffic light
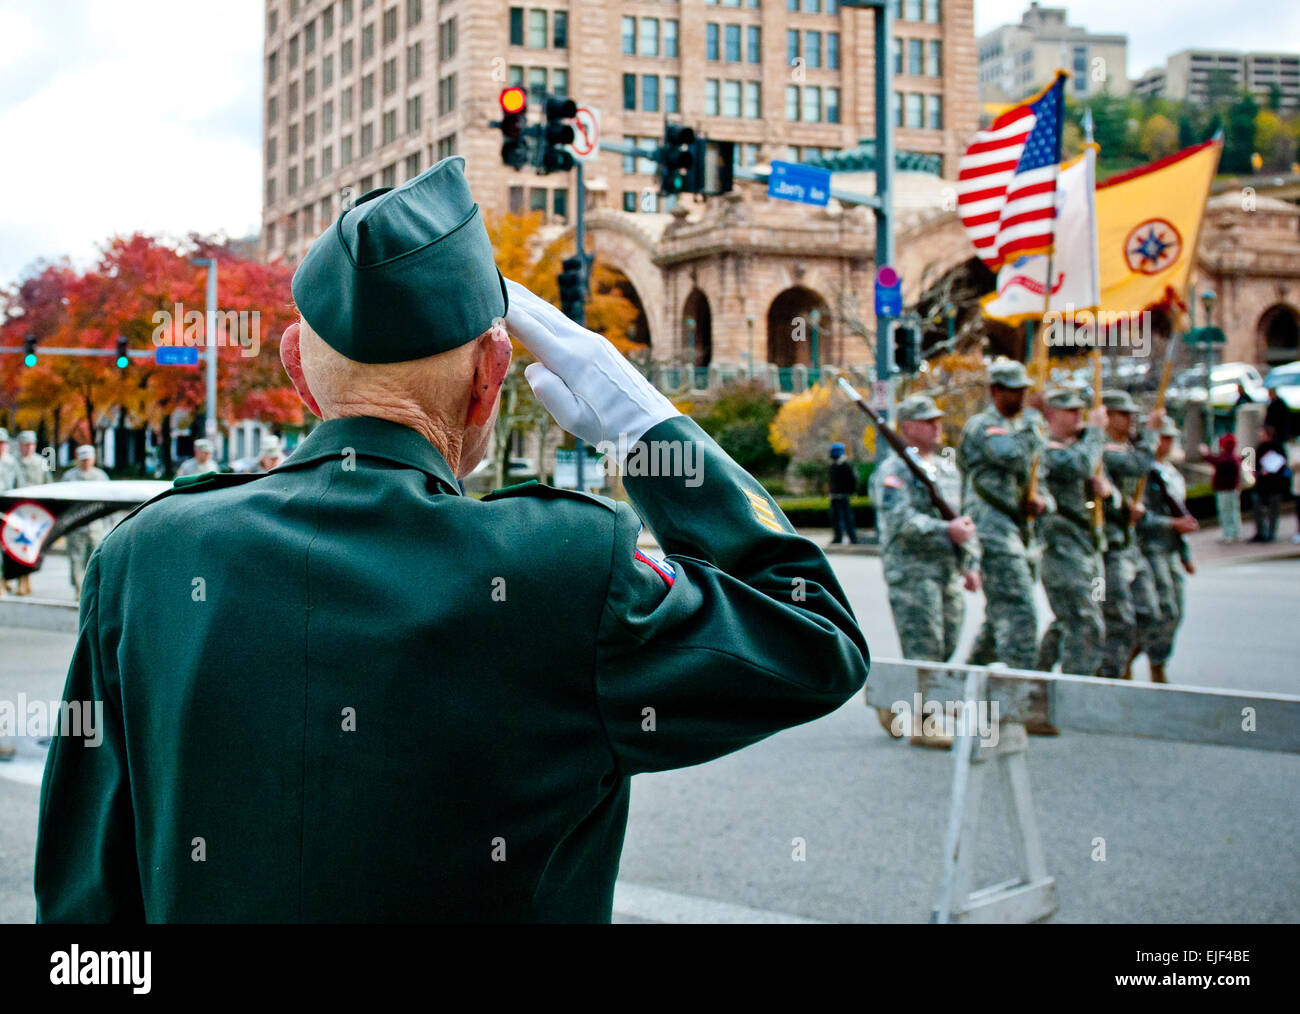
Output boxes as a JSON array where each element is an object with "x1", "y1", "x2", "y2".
[
  {"x1": 659, "y1": 124, "x2": 697, "y2": 196},
  {"x1": 497, "y1": 87, "x2": 530, "y2": 170},
  {"x1": 893, "y1": 320, "x2": 922, "y2": 376},
  {"x1": 541, "y1": 96, "x2": 576, "y2": 174},
  {"x1": 558, "y1": 256, "x2": 586, "y2": 323},
  {"x1": 23, "y1": 335, "x2": 37, "y2": 368},
  {"x1": 115, "y1": 335, "x2": 129, "y2": 369}
]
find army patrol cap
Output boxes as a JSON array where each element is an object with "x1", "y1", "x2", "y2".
[
  {"x1": 896, "y1": 394, "x2": 944, "y2": 421},
  {"x1": 18, "y1": 430, "x2": 38, "y2": 444},
  {"x1": 988, "y1": 359, "x2": 1032, "y2": 389},
  {"x1": 1102, "y1": 389, "x2": 1139, "y2": 414},
  {"x1": 0, "y1": 428, "x2": 8, "y2": 442},
  {"x1": 1159, "y1": 415, "x2": 1179, "y2": 438},
  {"x1": 291, "y1": 156, "x2": 508, "y2": 364},
  {"x1": 75, "y1": 445, "x2": 95, "y2": 460},
  {"x1": 260, "y1": 437, "x2": 283, "y2": 456},
  {"x1": 1045, "y1": 388, "x2": 1087, "y2": 410},
  {"x1": 194, "y1": 439, "x2": 213, "y2": 452}
]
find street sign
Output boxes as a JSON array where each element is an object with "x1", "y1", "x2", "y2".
[
  {"x1": 768, "y1": 161, "x2": 830, "y2": 206},
  {"x1": 156, "y1": 347, "x2": 200, "y2": 366},
  {"x1": 875, "y1": 265, "x2": 902, "y2": 318},
  {"x1": 566, "y1": 106, "x2": 600, "y2": 163},
  {"x1": 1183, "y1": 326, "x2": 1226, "y2": 345}
]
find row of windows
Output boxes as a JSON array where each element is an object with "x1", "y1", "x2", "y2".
[
  {"x1": 893, "y1": 0, "x2": 941, "y2": 21},
  {"x1": 508, "y1": 8, "x2": 568, "y2": 49},
  {"x1": 622, "y1": 74, "x2": 682, "y2": 114},
  {"x1": 708, "y1": 79, "x2": 765, "y2": 118},
  {"x1": 267, "y1": 97, "x2": 424, "y2": 182},
  {"x1": 787, "y1": 29, "x2": 840, "y2": 69},
  {"x1": 507, "y1": 65, "x2": 570, "y2": 100},
  {"x1": 706, "y1": 23, "x2": 761, "y2": 63},
  {"x1": 622, "y1": 16, "x2": 680, "y2": 58},
  {"x1": 892, "y1": 37, "x2": 942, "y2": 77},
  {"x1": 893, "y1": 90, "x2": 943, "y2": 129},
  {"x1": 269, "y1": 39, "x2": 423, "y2": 122},
  {"x1": 507, "y1": 185, "x2": 570, "y2": 220},
  {"x1": 783, "y1": 84, "x2": 840, "y2": 122},
  {"x1": 269, "y1": 0, "x2": 421, "y2": 82}
]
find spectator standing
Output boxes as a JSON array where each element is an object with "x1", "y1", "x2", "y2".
[
  {"x1": 1250, "y1": 424, "x2": 1290, "y2": 543},
  {"x1": 828, "y1": 442, "x2": 859, "y2": 545},
  {"x1": 1264, "y1": 388, "x2": 1290, "y2": 444},
  {"x1": 1199, "y1": 433, "x2": 1243, "y2": 544}
]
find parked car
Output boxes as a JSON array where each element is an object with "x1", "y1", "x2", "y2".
[
  {"x1": 1263, "y1": 361, "x2": 1300, "y2": 410},
  {"x1": 1167, "y1": 361, "x2": 1266, "y2": 409}
]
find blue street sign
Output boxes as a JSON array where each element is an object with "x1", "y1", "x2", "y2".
[
  {"x1": 768, "y1": 161, "x2": 831, "y2": 206},
  {"x1": 875, "y1": 265, "x2": 902, "y2": 318},
  {"x1": 156, "y1": 346, "x2": 200, "y2": 366}
]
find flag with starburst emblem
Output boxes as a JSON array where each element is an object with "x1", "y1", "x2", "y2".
[{"x1": 1095, "y1": 137, "x2": 1224, "y2": 320}]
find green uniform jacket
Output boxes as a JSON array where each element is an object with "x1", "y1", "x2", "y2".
[{"x1": 34, "y1": 415, "x2": 868, "y2": 923}]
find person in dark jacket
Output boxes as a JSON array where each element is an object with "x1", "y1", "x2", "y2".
[
  {"x1": 1264, "y1": 388, "x2": 1290, "y2": 444},
  {"x1": 1250, "y1": 424, "x2": 1290, "y2": 542},
  {"x1": 1199, "y1": 433, "x2": 1243, "y2": 543},
  {"x1": 828, "y1": 442, "x2": 859, "y2": 544}
]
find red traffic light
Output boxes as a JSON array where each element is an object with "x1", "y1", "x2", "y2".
[{"x1": 500, "y1": 87, "x2": 527, "y2": 115}]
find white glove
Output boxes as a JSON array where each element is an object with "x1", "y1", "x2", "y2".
[{"x1": 504, "y1": 278, "x2": 678, "y2": 459}]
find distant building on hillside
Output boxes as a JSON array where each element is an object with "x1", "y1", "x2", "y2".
[{"x1": 977, "y1": 2, "x2": 1128, "y2": 105}]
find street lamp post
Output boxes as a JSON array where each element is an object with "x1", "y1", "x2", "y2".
[
  {"x1": 746, "y1": 315, "x2": 755, "y2": 380},
  {"x1": 685, "y1": 316, "x2": 696, "y2": 390},
  {"x1": 809, "y1": 309, "x2": 821, "y2": 381},
  {"x1": 1201, "y1": 289, "x2": 1217, "y2": 439},
  {"x1": 190, "y1": 257, "x2": 219, "y2": 454}
]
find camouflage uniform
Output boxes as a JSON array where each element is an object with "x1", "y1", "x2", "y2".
[
  {"x1": 958, "y1": 364, "x2": 1049, "y2": 671},
  {"x1": 1138, "y1": 449, "x2": 1191, "y2": 668},
  {"x1": 872, "y1": 446, "x2": 979, "y2": 662},
  {"x1": 0, "y1": 428, "x2": 18, "y2": 491},
  {"x1": 62, "y1": 451, "x2": 110, "y2": 593},
  {"x1": 1036, "y1": 398, "x2": 1107, "y2": 676},
  {"x1": 1098, "y1": 392, "x2": 1160, "y2": 677}
]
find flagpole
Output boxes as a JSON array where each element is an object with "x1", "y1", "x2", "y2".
[{"x1": 1080, "y1": 107, "x2": 1106, "y2": 534}]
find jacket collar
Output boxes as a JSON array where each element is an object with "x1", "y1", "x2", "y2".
[{"x1": 281, "y1": 417, "x2": 462, "y2": 495}]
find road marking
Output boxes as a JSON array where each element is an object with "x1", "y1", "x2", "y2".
[
  {"x1": 0, "y1": 757, "x2": 46, "y2": 788},
  {"x1": 613, "y1": 881, "x2": 822, "y2": 924}
]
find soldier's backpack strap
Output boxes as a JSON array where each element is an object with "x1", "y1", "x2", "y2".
[{"x1": 481, "y1": 478, "x2": 618, "y2": 512}]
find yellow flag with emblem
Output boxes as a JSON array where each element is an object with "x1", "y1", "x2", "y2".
[{"x1": 1095, "y1": 138, "x2": 1222, "y2": 317}]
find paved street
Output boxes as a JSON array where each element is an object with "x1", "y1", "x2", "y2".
[{"x1": 2, "y1": 544, "x2": 1297, "y2": 923}]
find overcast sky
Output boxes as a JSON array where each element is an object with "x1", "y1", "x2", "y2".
[{"x1": 0, "y1": 0, "x2": 1296, "y2": 290}]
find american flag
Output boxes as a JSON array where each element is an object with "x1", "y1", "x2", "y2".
[{"x1": 958, "y1": 72, "x2": 1066, "y2": 271}]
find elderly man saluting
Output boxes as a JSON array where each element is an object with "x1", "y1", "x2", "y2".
[{"x1": 34, "y1": 157, "x2": 869, "y2": 923}]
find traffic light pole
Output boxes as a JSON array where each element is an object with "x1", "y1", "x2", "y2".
[{"x1": 573, "y1": 159, "x2": 587, "y2": 492}]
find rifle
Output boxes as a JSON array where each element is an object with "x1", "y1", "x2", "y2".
[{"x1": 837, "y1": 378, "x2": 957, "y2": 520}]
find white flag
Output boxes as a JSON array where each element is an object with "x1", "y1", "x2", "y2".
[{"x1": 980, "y1": 146, "x2": 1100, "y2": 324}]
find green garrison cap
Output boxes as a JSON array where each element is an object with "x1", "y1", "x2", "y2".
[
  {"x1": 988, "y1": 359, "x2": 1032, "y2": 389},
  {"x1": 291, "y1": 156, "x2": 507, "y2": 364},
  {"x1": 1045, "y1": 387, "x2": 1087, "y2": 410},
  {"x1": 1102, "y1": 389, "x2": 1139, "y2": 413},
  {"x1": 896, "y1": 394, "x2": 944, "y2": 421}
]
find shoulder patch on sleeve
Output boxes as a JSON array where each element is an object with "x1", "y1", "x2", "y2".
[
  {"x1": 985, "y1": 426, "x2": 1008, "y2": 435},
  {"x1": 634, "y1": 548, "x2": 676, "y2": 588},
  {"x1": 882, "y1": 474, "x2": 904, "y2": 489}
]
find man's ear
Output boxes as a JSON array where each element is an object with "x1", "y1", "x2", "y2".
[
  {"x1": 466, "y1": 324, "x2": 513, "y2": 427},
  {"x1": 281, "y1": 322, "x2": 324, "y2": 419}
]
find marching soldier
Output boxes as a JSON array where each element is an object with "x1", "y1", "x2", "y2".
[
  {"x1": 14, "y1": 430, "x2": 51, "y2": 596},
  {"x1": 176, "y1": 438, "x2": 219, "y2": 477},
  {"x1": 1036, "y1": 388, "x2": 1110, "y2": 676},
  {"x1": 35, "y1": 157, "x2": 869, "y2": 922},
  {"x1": 870, "y1": 394, "x2": 981, "y2": 747},
  {"x1": 61, "y1": 445, "x2": 110, "y2": 599},
  {"x1": 1136, "y1": 416, "x2": 1198, "y2": 682},
  {"x1": 958, "y1": 360, "x2": 1050, "y2": 672},
  {"x1": 252, "y1": 436, "x2": 285, "y2": 473},
  {"x1": 1098, "y1": 390, "x2": 1164, "y2": 679}
]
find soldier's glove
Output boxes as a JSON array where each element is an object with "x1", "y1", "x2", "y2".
[{"x1": 504, "y1": 278, "x2": 678, "y2": 460}]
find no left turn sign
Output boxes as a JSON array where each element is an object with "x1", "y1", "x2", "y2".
[{"x1": 567, "y1": 106, "x2": 600, "y2": 163}]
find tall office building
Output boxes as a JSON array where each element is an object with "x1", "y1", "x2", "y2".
[
  {"x1": 1134, "y1": 49, "x2": 1300, "y2": 113},
  {"x1": 261, "y1": 0, "x2": 977, "y2": 263},
  {"x1": 977, "y1": 2, "x2": 1128, "y2": 105}
]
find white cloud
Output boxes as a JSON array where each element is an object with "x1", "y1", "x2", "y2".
[{"x1": 0, "y1": 0, "x2": 262, "y2": 287}]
